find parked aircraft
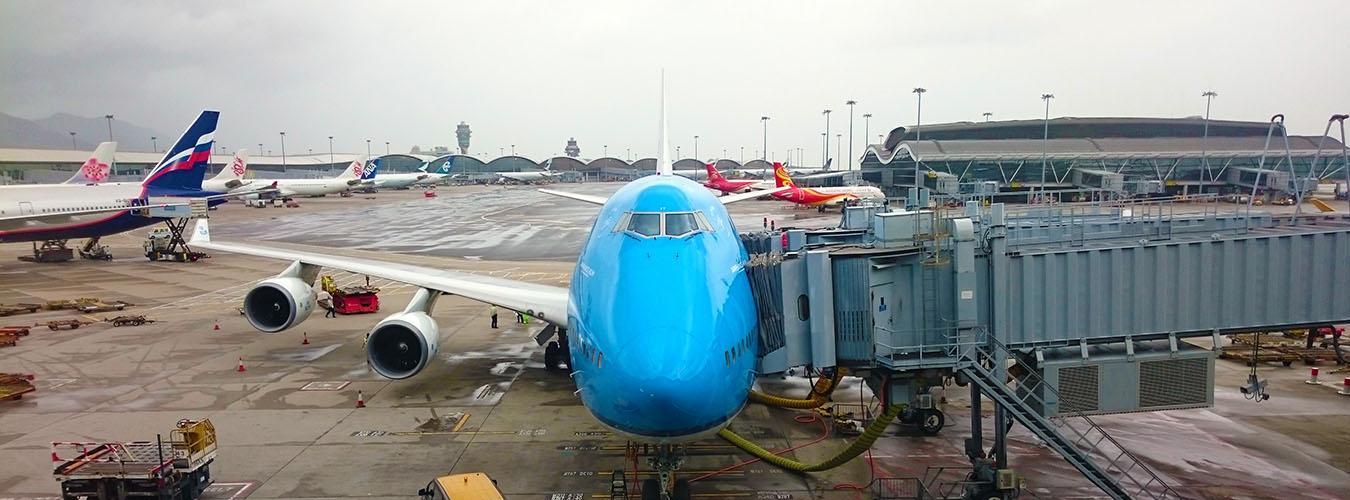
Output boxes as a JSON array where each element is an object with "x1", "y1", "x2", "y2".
[
  {"x1": 369, "y1": 157, "x2": 433, "y2": 189},
  {"x1": 201, "y1": 150, "x2": 257, "y2": 194},
  {"x1": 188, "y1": 90, "x2": 787, "y2": 499},
  {"x1": 269, "y1": 157, "x2": 370, "y2": 197},
  {"x1": 702, "y1": 161, "x2": 763, "y2": 194},
  {"x1": 770, "y1": 162, "x2": 885, "y2": 207},
  {"x1": 0, "y1": 110, "x2": 223, "y2": 244},
  {"x1": 61, "y1": 142, "x2": 119, "y2": 185},
  {"x1": 497, "y1": 159, "x2": 556, "y2": 183}
]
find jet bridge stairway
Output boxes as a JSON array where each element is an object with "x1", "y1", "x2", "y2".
[{"x1": 956, "y1": 338, "x2": 1181, "y2": 500}]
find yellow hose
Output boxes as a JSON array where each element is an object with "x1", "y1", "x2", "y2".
[
  {"x1": 718, "y1": 404, "x2": 903, "y2": 472},
  {"x1": 748, "y1": 368, "x2": 846, "y2": 409}
]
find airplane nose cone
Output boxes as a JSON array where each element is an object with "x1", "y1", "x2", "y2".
[{"x1": 593, "y1": 326, "x2": 747, "y2": 437}]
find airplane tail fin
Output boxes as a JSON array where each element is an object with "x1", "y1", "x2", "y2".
[
  {"x1": 705, "y1": 161, "x2": 725, "y2": 181},
  {"x1": 823, "y1": 158, "x2": 833, "y2": 171},
  {"x1": 336, "y1": 156, "x2": 372, "y2": 180},
  {"x1": 210, "y1": 149, "x2": 249, "y2": 181},
  {"x1": 142, "y1": 110, "x2": 218, "y2": 193},
  {"x1": 64, "y1": 141, "x2": 118, "y2": 184},
  {"x1": 773, "y1": 162, "x2": 795, "y2": 188},
  {"x1": 656, "y1": 71, "x2": 673, "y2": 176}
]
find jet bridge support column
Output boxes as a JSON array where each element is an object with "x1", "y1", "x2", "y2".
[{"x1": 805, "y1": 250, "x2": 836, "y2": 369}]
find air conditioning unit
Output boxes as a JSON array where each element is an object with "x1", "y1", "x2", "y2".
[{"x1": 1030, "y1": 339, "x2": 1214, "y2": 417}]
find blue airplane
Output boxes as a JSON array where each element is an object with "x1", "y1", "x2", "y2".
[{"x1": 188, "y1": 86, "x2": 788, "y2": 499}]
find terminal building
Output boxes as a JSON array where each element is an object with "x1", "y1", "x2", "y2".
[{"x1": 861, "y1": 117, "x2": 1348, "y2": 199}]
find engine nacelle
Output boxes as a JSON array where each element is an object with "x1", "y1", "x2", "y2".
[
  {"x1": 242, "y1": 277, "x2": 316, "y2": 333},
  {"x1": 366, "y1": 311, "x2": 439, "y2": 379}
]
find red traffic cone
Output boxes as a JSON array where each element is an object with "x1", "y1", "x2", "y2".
[
  {"x1": 302, "y1": 332, "x2": 310, "y2": 345},
  {"x1": 236, "y1": 357, "x2": 247, "y2": 372},
  {"x1": 355, "y1": 390, "x2": 366, "y2": 408},
  {"x1": 213, "y1": 322, "x2": 220, "y2": 331}
]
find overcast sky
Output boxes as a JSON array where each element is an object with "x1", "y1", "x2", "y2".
[{"x1": 3, "y1": 1, "x2": 1347, "y2": 163}]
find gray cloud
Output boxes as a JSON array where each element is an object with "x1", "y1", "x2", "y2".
[{"x1": 3, "y1": 1, "x2": 1347, "y2": 162}]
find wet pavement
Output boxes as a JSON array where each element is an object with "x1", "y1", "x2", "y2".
[{"x1": 0, "y1": 187, "x2": 1346, "y2": 499}]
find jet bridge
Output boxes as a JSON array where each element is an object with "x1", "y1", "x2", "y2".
[{"x1": 745, "y1": 198, "x2": 1350, "y2": 499}]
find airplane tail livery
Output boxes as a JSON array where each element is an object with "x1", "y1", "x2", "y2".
[
  {"x1": 361, "y1": 158, "x2": 379, "y2": 180},
  {"x1": 141, "y1": 110, "x2": 219, "y2": 195},
  {"x1": 63, "y1": 142, "x2": 118, "y2": 184},
  {"x1": 336, "y1": 156, "x2": 373, "y2": 180},
  {"x1": 773, "y1": 162, "x2": 796, "y2": 188},
  {"x1": 705, "y1": 161, "x2": 726, "y2": 182},
  {"x1": 209, "y1": 149, "x2": 249, "y2": 182}
]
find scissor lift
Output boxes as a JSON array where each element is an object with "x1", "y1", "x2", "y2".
[{"x1": 52, "y1": 418, "x2": 217, "y2": 500}]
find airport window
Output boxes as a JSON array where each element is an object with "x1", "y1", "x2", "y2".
[{"x1": 797, "y1": 294, "x2": 810, "y2": 321}]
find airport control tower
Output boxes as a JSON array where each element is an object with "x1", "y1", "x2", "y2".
[
  {"x1": 564, "y1": 137, "x2": 581, "y2": 158},
  {"x1": 455, "y1": 122, "x2": 471, "y2": 154}
]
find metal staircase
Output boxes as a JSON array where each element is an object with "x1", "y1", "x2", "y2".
[{"x1": 956, "y1": 336, "x2": 1181, "y2": 500}]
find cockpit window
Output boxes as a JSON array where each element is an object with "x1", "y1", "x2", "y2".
[
  {"x1": 617, "y1": 211, "x2": 713, "y2": 238},
  {"x1": 627, "y1": 213, "x2": 662, "y2": 237},
  {"x1": 665, "y1": 213, "x2": 698, "y2": 237}
]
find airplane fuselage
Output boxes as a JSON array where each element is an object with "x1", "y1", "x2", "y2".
[
  {"x1": 0, "y1": 183, "x2": 181, "y2": 242},
  {"x1": 270, "y1": 178, "x2": 359, "y2": 197},
  {"x1": 568, "y1": 175, "x2": 758, "y2": 442}
]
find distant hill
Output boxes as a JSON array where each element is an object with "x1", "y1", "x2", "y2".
[{"x1": 0, "y1": 111, "x2": 162, "y2": 152}]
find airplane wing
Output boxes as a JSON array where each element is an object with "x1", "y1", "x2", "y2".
[
  {"x1": 188, "y1": 219, "x2": 570, "y2": 324},
  {"x1": 538, "y1": 189, "x2": 608, "y2": 205},
  {"x1": 719, "y1": 186, "x2": 789, "y2": 204}
]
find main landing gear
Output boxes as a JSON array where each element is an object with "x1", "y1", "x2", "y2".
[{"x1": 543, "y1": 328, "x2": 573, "y2": 372}]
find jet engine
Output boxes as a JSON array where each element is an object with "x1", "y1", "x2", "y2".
[
  {"x1": 366, "y1": 311, "x2": 439, "y2": 379},
  {"x1": 242, "y1": 277, "x2": 315, "y2": 333}
]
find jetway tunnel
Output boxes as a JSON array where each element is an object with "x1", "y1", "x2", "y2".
[{"x1": 742, "y1": 199, "x2": 1350, "y2": 499}]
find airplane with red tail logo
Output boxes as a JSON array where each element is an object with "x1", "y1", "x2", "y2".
[
  {"x1": 702, "y1": 161, "x2": 763, "y2": 194},
  {"x1": 770, "y1": 162, "x2": 885, "y2": 207}
]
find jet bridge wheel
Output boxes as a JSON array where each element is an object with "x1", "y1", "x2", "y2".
[{"x1": 918, "y1": 408, "x2": 946, "y2": 436}]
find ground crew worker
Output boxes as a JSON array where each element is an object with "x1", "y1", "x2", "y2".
[
  {"x1": 490, "y1": 305, "x2": 498, "y2": 329},
  {"x1": 516, "y1": 310, "x2": 525, "y2": 324},
  {"x1": 324, "y1": 294, "x2": 338, "y2": 318}
]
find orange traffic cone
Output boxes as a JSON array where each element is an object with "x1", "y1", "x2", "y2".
[
  {"x1": 356, "y1": 390, "x2": 366, "y2": 408},
  {"x1": 213, "y1": 321, "x2": 220, "y2": 331},
  {"x1": 302, "y1": 332, "x2": 310, "y2": 345},
  {"x1": 236, "y1": 357, "x2": 247, "y2": 372}
]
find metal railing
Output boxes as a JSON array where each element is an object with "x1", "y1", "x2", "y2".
[{"x1": 957, "y1": 330, "x2": 1181, "y2": 500}]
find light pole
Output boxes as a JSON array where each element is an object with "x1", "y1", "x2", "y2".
[
  {"x1": 385, "y1": 141, "x2": 390, "y2": 155},
  {"x1": 836, "y1": 134, "x2": 842, "y2": 169},
  {"x1": 603, "y1": 145, "x2": 608, "y2": 157},
  {"x1": 822, "y1": 109, "x2": 832, "y2": 165},
  {"x1": 821, "y1": 133, "x2": 827, "y2": 166},
  {"x1": 279, "y1": 132, "x2": 287, "y2": 173},
  {"x1": 328, "y1": 136, "x2": 334, "y2": 169},
  {"x1": 983, "y1": 112, "x2": 992, "y2": 123},
  {"x1": 500, "y1": 147, "x2": 504, "y2": 156},
  {"x1": 912, "y1": 88, "x2": 926, "y2": 141},
  {"x1": 862, "y1": 113, "x2": 872, "y2": 147},
  {"x1": 693, "y1": 136, "x2": 699, "y2": 160},
  {"x1": 510, "y1": 144, "x2": 515, "y2": 156},
  {"x1": 1201, "y1": 90, "x2": 1218, "y2": 182},
  {"x1": 1040, "y1": 93, "x2": 1055, "y2": 202},
  {"x1": 627, "y1": 147, "x2": 631, "y2": 161},
  {"x1": 151, "y1": 136, "x2": 157, "y2": 153},
  {"x1": 846, "y1": 100, "x2": 857, "y2": 170},
  {"x1": 69, "y1": 131, "x2": 77, "y2": 149},
  {"x1": 676, "y1": 146, "x2": 681, "y2": 158},
  {"x1": 760, "y1": 116, "x2": 770, "y2": 160},
  {"x1": 740, "y1": 146, "x2": 744, "y2": 163}
]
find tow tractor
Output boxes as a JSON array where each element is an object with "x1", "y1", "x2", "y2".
[
  {"x1": 319, "y1": 275, "x2": 381, "y2": 314},
  {"x1": 52, "y1": 418, "x2": 217, "y2": 500},
  {"x1": 417, "y1": 472, "x2": 505, "y2": 499}
]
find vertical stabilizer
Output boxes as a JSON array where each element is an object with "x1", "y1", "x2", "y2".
[
  {"x1": 656, "y1": 71, "x2": 673, "y2": 176},
  {"x1": 337, "y1": 156, "x2": 372, "y2": 180},
  {"x1": 773, "y1": 162, "x2": 796, "y2": 188},
  {"x1": 209, "y1": 149, "x2": 249, "y2": 181},
  {"x1": 64, "y1": 142, "x2": 118, "y2": 184},
  {"x1": 141, "y1": 110, "x2": 218, "y2": 193}
]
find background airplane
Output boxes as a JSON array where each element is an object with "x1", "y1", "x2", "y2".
[
  {"x1": 187, "y1": 92, "x2": 787, "y2": 499},
  {"x1": 201, "y1": 149, "x2": 254, "y2": 193},
  {"x1": 369, "y1": 157, "x2": 432, "y2": 189},
  {"x1": 770, "y1": 161, "x2": 885, "y2": 207},
  {"x1": 496, "y1": 158, "x2": 556, "y2": 183},
  {"x1": 60, "y1": 142, "x2": 118, "y2": 185},
  {"x1": 0, "y1": 110, "x2": 223, "y2": 244},
  {"x1": 703, "y1": 161, "x2": 763, "y2": 194},
  {"x1": 269, "y1": 157, "x2": 370, "y2": 197}
]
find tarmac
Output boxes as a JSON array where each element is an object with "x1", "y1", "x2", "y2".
[{"x1": 0, "y1": 184, "x2": 1347, "y2": 499}]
